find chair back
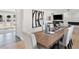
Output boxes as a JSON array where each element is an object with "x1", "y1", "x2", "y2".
[
  {"x1": 31, "y1": 34, "x2": 38, "y2": 49},
  {"x1": 63, "y1": 26, "x2": 74, "y2": 46},
  {"x1": 35, "y1": 27, "x2": 43, "y2": 32}
]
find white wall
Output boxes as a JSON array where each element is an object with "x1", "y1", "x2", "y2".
[
  {"x1": 16, "y1": 9, "x2": 79, "y2": 36},
  {"x1": 63, "y1": 12, "x2": 70, "y2": 26},
  {"x1": 16, "y1": 9, "x2": 23, "y2": 39},
  {"x1": 22, "y1": 9, "x2": 32, "y2": 33},
  {"x1": 22, "y1": 9, "x2": 70, "y2": 33},
  {"x1": 70, "y1": 12, "x2": 79, "y2": 22},
  {"x1": 22, "y1": 9, "x2": 53, "y2": 33},
  {"x1": 63, "y1": 11, "x2": 79, "y2": 26}
]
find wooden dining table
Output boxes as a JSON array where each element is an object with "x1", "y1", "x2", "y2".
[{"x1": 34, "y1": 27, "x2": 68, "y2": 48}]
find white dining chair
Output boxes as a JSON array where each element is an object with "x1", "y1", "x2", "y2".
[
  {"x1": 59, "y1": 26, "x2": 74, "y2": 49},
  {"x1": 30, "y1": 33, "x2": 46, "y2": 49},
  {"x1": 34, "y1": 27, "x2": 43, "y2": 32},
  {"x1": 30, "y1": 34, "x2": 38, "y2": 49}
]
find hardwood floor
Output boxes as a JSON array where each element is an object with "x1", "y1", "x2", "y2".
[
  {"x1": 1, "y1": 41, "x2": 26, "y2": 49},
  {"x1": 72, "y1": 26, "x2": 79, "y2": 49}
]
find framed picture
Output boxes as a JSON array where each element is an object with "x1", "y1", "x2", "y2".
[{"x1": 32, "y1": 10, "x2": 44, "y2": 28}]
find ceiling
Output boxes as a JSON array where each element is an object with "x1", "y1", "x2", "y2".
[
  {"x1": 0, "y1": 9, "x2": 79, "y2": 14},
  {"x1": 0, "y1": 9, "x2": 16, "y2": 14},
  {"x1": 45, "y1": 9, "x2": 79, "y2": 13}
]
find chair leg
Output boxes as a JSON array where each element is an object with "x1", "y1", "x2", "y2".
[
  {"x1": 68, "y1": 43, "x2": 71, "y2": 49},
  {"x1": 70, "y1": 42, "x2": 72, "y2": 49},
  {"x1": 71, "y1": 39, "x2": 73, "y2": 45},
  {"x1": 65, "y1": 46, "x2": 67, "y2": 49},
  {"x1": 68, "y1": 40, "x2": 72, "y2": 49},
  {"x1": 70, "y1": 40, "x2": 73, "y2": 49}
]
